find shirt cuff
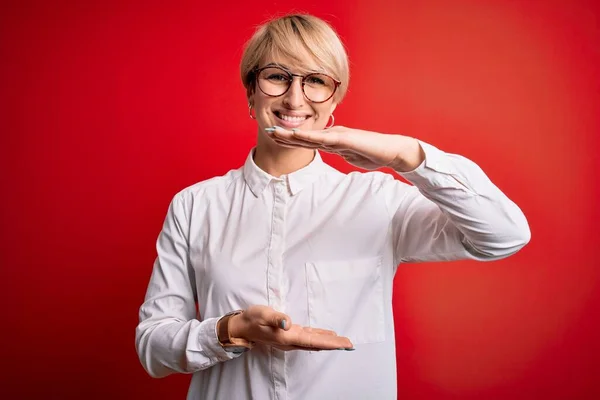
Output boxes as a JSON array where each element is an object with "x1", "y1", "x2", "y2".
[
  {"x1": 198, "y1": 317, "x2": 244, "y2": 362},
  {"x1": 397, "y1": 140, "x2": 466, "y2": 191}
]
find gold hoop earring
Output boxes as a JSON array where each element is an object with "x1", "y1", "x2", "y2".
[
  {"x1": 326, "y1": 114, "x2": 335, "y2": 128},
  {"x1": 248, "y1": 104, "x2": 256, "y2": 120}
]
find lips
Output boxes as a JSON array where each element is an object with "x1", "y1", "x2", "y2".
[{"x1": 273, "y1": 110, "x2": 311, "y2": 128}]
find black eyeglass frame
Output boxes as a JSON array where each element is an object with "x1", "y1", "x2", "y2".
[{"x1": 253, "y1": 65, "x2": 341, "y2": 104}]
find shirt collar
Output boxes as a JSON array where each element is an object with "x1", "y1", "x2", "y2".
[{"x1": 243, "y1": 148, "x2": 328, "y2": 197}]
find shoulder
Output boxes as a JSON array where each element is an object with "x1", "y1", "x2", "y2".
[{"x1": 171, "y1": 167, "x2": 244, "y2": 209}]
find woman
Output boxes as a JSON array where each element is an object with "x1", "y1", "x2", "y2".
[{"x1": 135, "y1": 14, "x2": 530, "y2": 399}]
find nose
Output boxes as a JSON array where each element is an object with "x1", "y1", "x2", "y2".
[{"x1": 282, "y1": 76, "x2": 305, "y2": 108}]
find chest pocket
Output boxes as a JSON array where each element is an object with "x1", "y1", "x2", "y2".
[{"x1": 305, "y1": 256, "x2": 385, "y2": 345}]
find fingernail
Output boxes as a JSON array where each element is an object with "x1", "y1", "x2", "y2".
[
  {"x1": 273, "y1": 125, "x2": 283, "y2": 130},
  {"x1": 280, "y1": 320, "x2": 286, "y2": 329},
  {"x1": 291, "y1": 128, "x2": 298, "y2": 133},
  {"x1": 265, "y1": 127, "x2": 276, "y2": 132},
  {"x1": 345, "y1": 348, "x2": 355, "y2": 351}
]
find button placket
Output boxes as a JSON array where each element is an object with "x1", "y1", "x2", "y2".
[{"x1": 267, "y1": 180, "x2": 288, "y2": 400}]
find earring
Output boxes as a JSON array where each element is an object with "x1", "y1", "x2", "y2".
[
  {"x1": 326, "y1": 114, "x2": 335, "y2": 128},
  {"x1": 248, "y1": 103, "x2": 256, "y2": 120}
]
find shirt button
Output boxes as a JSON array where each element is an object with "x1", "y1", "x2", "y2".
[{"x1": 276, "y1": 186, "x2": 283, "y2": 193}]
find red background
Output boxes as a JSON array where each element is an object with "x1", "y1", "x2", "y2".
[{"x1": 1, "y1": 0, "x2": 599, "y2": 398}]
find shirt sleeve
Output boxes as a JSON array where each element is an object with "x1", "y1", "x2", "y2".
[
  {"x1": 135, "y1": 194, "x2": 243, "y2": 379},
  {"x1": 382, "y1": 140, "x2": 531, "y2": 266}
]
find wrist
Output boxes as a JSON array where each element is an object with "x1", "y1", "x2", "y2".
[
  {"x1": 228, "y1": 313, "x2": 245, "y2": 339},
  {"x1": 388, "y1": 136, "x2": 425, "y2": 172},
  {"x1": 217, "y1": 310, "x2": 254, "y2": 353},
  {"x1": 217, "y1": 311, "x2": 245, "y2": 343}
]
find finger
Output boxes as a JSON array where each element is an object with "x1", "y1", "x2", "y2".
[
  {"x1": 262, "y1": 309, "x2": 292, "y2": 331},
  {"x1": 267, "y1": 129, "x2": 323, "y2": 149},
  {"x1": 273, "y1": 344, "x2": 328, "y2": 351},
  {"x1": 335, "y1": 150, "x2": 357, "y2": 158},
  {"x1": 273, "y1": 344, "x2": 324, "y2": 352},
  {"x1": 268, "y1": 127, "x2": 298, "y2": 141},
  {"x1": 292, "y1": 331, "x2": 354, "y2": 350},
  {"x1": 272, "y1": 140, "x2": 303, "y2": 149},
  {"x1": 272, "y1": 137, "x2": 322, "y2": 150},
  {"x1": 269, "y1": 126, "x2": 324, "y2": 143},
  {"x1": 274, "y1": 140, "x2": 345, "y2": 155},
  {"x1": 302, "y1": 327, "x2": 337, "y2": 336},
  {"x1": 321, "y1": 145, "x2": 342, "y2": 154},
  {"x1": 271, "y1": 344, "x2": 295, "y2": 351},
  {"x1": 273, "y1": 131, "x2": 343, "y2": 152},
  {"x1": 290, "y1": 129, "x2": 344, "y2": 148},
  {"x1": 270, "y1": 129, "x2": 323, "y2": 147}
]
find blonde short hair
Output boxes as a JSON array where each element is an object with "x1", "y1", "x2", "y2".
[{"x1": 240, "y1": 14, "x2": 350, "y2": 103}]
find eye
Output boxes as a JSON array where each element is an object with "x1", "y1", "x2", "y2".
[
  {"x1": 266, "y1": 73, "x2": 290, "y2": 82},
  {"x1": 306, "y1": 75, "x2": 327, "y2": 86}
]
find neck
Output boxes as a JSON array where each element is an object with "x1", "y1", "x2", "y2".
[{"x1": 254, "y1": 134, "x2": 315, "y2": 178}]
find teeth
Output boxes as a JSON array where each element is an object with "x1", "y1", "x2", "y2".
[{"x1": 279, "y1": 113, "x2": 307, "y2": 122}]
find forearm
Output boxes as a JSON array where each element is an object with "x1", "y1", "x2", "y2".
[
  {"x1": 392, "y1": 141, "x2": 530, "y2": 261},
  {"x1": 135, "y1": 195, "x2": 243, "y2": 378},
  {"x1": 135, "y1": 316, "x2": 240, "y2": 378}
]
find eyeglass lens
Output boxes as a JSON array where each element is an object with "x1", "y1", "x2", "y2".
[{"x1": 257, "y1": 67, "x2": 337, "y2": 103}]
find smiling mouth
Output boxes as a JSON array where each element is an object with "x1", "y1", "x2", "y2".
[{"x1": 274, "y1": 111, "x2": 310, "y2": 123}]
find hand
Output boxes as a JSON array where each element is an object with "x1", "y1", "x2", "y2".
[
  {"x1": 228, "y1": 305, "x2": 354, "y2": 351},
  {"x1": 266, "y1": 125, "x2": 425, "y2": 172}
]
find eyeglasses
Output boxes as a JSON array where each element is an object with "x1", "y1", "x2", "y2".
[{"x1": 254, "y1": 65, "x2": 341, "y2": 103}]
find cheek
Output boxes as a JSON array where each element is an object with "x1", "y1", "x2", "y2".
[
  {"x1": 313, "y1": 107, "x2": 332, "y2": 125},
  {"x1": 252, "y1": 98, "x2": 276, "y2": 128},
  {"x1": 254, "y1": 97, "x2": 273, "y2": 115}
]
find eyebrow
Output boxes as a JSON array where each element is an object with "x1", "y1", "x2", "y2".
[
  {"x1": 263, "y1": 62, "x2": 288, "y2": 69},
  {"x1": 262, "y1": 62, "x2": 323, "y2": 74}
]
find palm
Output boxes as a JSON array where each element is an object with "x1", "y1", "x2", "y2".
[
  {"x1": 269, "y1": 126, "x2": 404, "y2": 170},
  {"x1": 240, "y1": 305, "x2": 353, "y2": 351}
]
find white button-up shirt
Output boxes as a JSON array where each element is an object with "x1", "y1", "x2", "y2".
[{"x1": 135, "y1": 141, "x2": 530, "y2": 400}]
